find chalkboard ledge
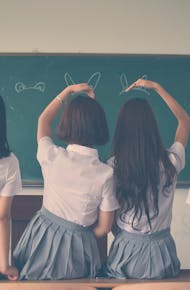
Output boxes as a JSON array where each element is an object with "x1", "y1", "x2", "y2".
[
  {"x1": 176, "y1": 181, "x2": 190, "y2": 189},
  {"x1": 22, "y1": 180, "x2": 43, "y2": 187},
  {"x1": 22, "y1": 180, "x2": 190, "y2": 188}
]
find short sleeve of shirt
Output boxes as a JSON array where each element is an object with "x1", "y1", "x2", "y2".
[
  {"x1": 1, "y1": 155, "x2": 22, "y2": 197},
  {"x1": 106, "y1": 156, "x2": 114, "y2": 168},
  {"x1": 37, "y1": 136, "x2": 63, "y2": 165},
  {"x1": 99, "y1": 177, "x2": 120, "y2": 212},
  {"x1": 168, "y1": 142, "x2": 185, "y2": 174}
]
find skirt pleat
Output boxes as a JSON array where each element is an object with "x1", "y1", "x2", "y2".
[
  {"x1": 105, "y1": 228, "x2": 180, "y2": 279},
  {"x1": 14, "y1": 206, "x2": 101, "y2": 280}
]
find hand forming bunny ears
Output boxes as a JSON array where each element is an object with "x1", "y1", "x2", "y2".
[
  {"x1": 15, "y1": 82, "x2": 46, "y2": 93},
  {"x1": 120, "y1": 74, "x2": 150, "y2": 95},
  {"x1": 64, "y1": 72, "x2": 101, "y2": 91}
]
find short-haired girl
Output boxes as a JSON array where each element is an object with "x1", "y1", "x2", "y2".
[
  {"x1": 106, "y1": 79, "x2": 190, "y2": 279},
  {"x1": 14, "y1": 84, "x2": 119, "y2": 280},
  {"x1": 0, "y1": 96, "x2": 22, "y2": 280}
]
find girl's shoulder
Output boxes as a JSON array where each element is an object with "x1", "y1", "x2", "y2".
[
  {"x1": 106, "y1": 156, "x2": 115, "y2": 168},
  {"x1": 96, "y1": 158, "x2": 114, "y2": 180},
  {"x1": 0, "y1": 152, "x2": 20, "y2": 170},
  {"x1": 7, "y1": 152, "x2": 19, "y2": 163}
]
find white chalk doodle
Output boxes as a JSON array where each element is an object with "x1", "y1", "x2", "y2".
[
  {"x1": 64, "y1": 72, "x2": 101, "y2": 91},
  {"x1": 120, "y1": 73, "x2": 150, "y2": 95},
  {"x1": 64, "y1": 73, "x2": 75, "y2": 87},
  {"x1": 87, "y1": 72, "x2": 101, "y2": 90},
  {"x1": 10, "y1": 106, "x2": 15, "y2": 111},
  {"x1": 15, "y1": 82, "x2": 46, "y2": 93}
]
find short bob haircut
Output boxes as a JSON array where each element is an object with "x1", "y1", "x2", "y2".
[{"x1": 57, "y1": 94, "x2": 109, "y2": 146}]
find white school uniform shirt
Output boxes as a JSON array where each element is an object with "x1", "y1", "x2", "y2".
[
  {"x1": 0, "y1": 153, "x2": 22, "y2": 197},
  {"x1": 107, "y1": 142, "x2": 185, "y2": 233},
  {"x1": 37, "y1": 136, "x2": 119, "y2": 227}
]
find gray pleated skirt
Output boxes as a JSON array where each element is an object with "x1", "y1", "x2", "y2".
[
  {"x1": 105, "y1": 228, "x2": 180, "y2": 279},
  {"x1": 13, "y1": 206, "x2": 101, "y2": 280}
]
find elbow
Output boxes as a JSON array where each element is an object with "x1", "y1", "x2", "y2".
[
  {"x1": 184, "y1": 115, "x2": 190, "y2": 128},
  {"x1": 0, "y1": 215, "x2": 10, "y2": 222},
  {"x1": 180, "y1": 115, "x2": 190, "y2": 129},
  {"x1": 0, "y1": 211, "x2": 11, "y2": 222},
  {"x1": 38, "y1": 115, "x2": 45, "y2": 124},
  {"x1": 38, "y1": 114, "x2": 51, "y2": 127}
]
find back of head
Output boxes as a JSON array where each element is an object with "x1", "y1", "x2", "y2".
[
  {"x1": 57, "y1": 95, "x2": 109, "y2": 147},
  {"x1": 112, "y1": 98, "x2": 176, "y2": 229},
  {"x1": 0, "y1": 96, "x2": 10, "y2": 158}
]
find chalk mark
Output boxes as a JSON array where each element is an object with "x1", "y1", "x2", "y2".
[
  {"x1": 64, "y1": 72, "x2": 101, "y2": 91},
  {"x1": 15, "y1": 82, "x2": 46, "y2": 93},
  {"x1": 120, "y1": 73, "x2": 150, "y2": 95}
]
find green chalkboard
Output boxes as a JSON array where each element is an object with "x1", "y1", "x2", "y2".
[{"x1": 0, "y1": 54, "x2": 189, "y2": 185}]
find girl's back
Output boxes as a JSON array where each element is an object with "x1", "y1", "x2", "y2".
[
  {"x1": 37, "y1": 137, "x2": 116, "y2": 226},
  {"x1": 109, "y1": 142, "x2": 185, "y2": 234}
]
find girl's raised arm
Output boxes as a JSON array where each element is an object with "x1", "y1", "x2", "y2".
[
  {"x1": 37, "y1": 84, "x2": 94, "y2": 143},
  {"x1": 126, "y1": 79, "x2": 190, "y2": 147}
]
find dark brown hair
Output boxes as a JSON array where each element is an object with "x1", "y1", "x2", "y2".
[
  {"x1": 57, "y1": 95, "x2": 109, "y2": 146},
  {"x1": 112, "y1": 98, "x2": 176, "y2": 230},
  {"x1": 0, "y1": 96, "x2": 11, "y2": 158}
]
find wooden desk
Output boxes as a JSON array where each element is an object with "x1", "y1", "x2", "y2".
[{"x1": 1, "y1": 271, "x2": 190, "y2": 289}]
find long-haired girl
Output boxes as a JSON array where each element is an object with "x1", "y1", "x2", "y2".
[
  {"x1": 0, "y1": 96, "x2": 22, "y2": 280},
  {"x1": 106, "y1": 79, "x2": 190, "y2": 279}
]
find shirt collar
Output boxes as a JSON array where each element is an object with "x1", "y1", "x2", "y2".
[{"x1": 66, "y1": 144, "x2": 99, "y2": 158}]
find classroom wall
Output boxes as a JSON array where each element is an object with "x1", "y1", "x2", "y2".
[
  {"x1": 0, "y1": 0, "x2": 190, "y2": 54},
  {"x1": 1, "y1": 0, "x2": 190, "y2": 268}
]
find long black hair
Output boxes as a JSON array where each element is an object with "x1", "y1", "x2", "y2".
[
  {"x1": 0, "y1": 96, "x2": 11, "y2": 158},
  {"x1": 112, "y1": 98, "x2": 176, "y2": 230}
]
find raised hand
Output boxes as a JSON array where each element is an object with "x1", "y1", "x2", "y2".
[
  {"x1": 67, "y1": 83, "x2": 95, "y2": 99},
  {"x1": 125, "y1": 79, "x2": 159, "y2": 93}
]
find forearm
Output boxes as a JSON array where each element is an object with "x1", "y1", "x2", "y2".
[
  {"x1": 93, "y1": 210, "x2": 114, "y2": 238},
  {"x1": 0, "y1": 218, "x2": 10, "y2": 273},
  {"x1": 39, "y1": 87, "x2": 71, "y2": 125},
  {"x1": 93, "y1": 225, "x2": 108, "y2": 238},
  {"x1": 154, "y1": 84, "x2": 190, "y2": 125}
]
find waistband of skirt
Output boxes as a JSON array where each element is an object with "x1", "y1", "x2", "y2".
[
  {"x1": 39, "y1": 206, "x2": 92, "y2": 231},
  {"x1": 119, "y1": 227, "x2": 171, "y2": 240}
]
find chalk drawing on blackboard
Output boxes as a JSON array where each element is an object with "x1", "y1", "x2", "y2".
[
  {"x1": 10, "y1": 106, "x2": 15, "y2": 111},
  {"x1": 64, "y1": 72, "x2": 101, "y2": 91},
  {"x1": 15, "y1": 82, "x2": 46, "y2": 93},
  {"x1": 87, "y1": 72, "x2": 101, "y2": 90},
  {"x1": 120, "y1": 73, "x2": 150, "y2": 95}
]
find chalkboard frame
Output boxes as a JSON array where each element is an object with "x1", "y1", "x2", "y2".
[{"x1": 0, "y1": 52, "x2": 190, "y2": 188}]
